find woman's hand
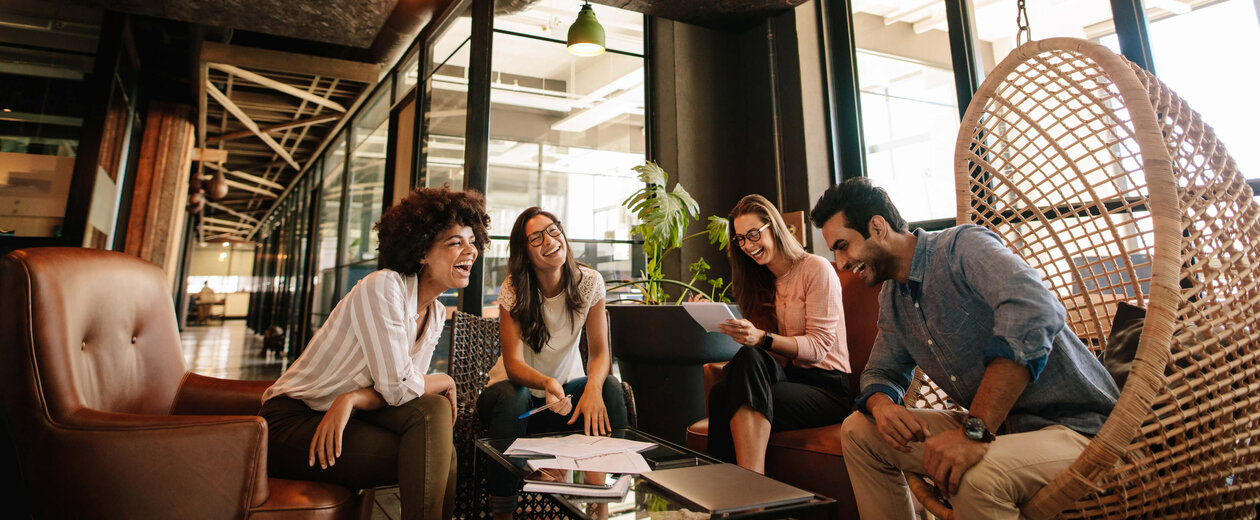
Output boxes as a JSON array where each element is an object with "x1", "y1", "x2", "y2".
[
  {"x1": 543, "y1": 378, "x2": 572, "y2": 416},
  {"x1": 310, "y1": 394, "x2": 355, "y2": 469},
  {"x1": 718, "y1": 318, "x2": 767, "y2": 346},
  {"x1": 424, "y1": 373, "x2": 458, "y2": 419},
  {"x1": 568, "y1": 385, "x2": 611, "y2": 436}
]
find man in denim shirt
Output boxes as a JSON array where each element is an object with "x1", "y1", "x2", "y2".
[{"x1": 810, "y1": 179, "x2": 1118, "y2": 519}]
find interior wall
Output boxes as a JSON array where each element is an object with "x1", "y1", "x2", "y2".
[{"x1": 649, "y1": 7, "x2": 831, "y2": 282}]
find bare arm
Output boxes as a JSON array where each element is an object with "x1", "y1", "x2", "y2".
[
  {"x1": 570, "y1": 299, "x2": 612, "y2": 435},
  {"x1": 924, "y1": 358, "x2": 1031, "y2": 497}
]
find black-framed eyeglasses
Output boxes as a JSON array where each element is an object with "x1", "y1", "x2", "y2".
[
  {"x1": 732, "y1": 223, "x2": 771, "y2": 248},
  {"x1": 527, "y1": 224, "x2": 563, "y2": 247}
]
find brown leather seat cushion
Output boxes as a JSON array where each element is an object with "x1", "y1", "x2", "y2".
[
  {"x1": 686, "y1": 418, "x2": 846, "y2": 457},
  {"x1": 249, "y1": 478, "x2": 364, "y2": 520}
]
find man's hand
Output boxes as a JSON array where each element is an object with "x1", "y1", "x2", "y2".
[
  {"x1": 568, "y1": 386, "x2": 611, "y2": 436},
  {"x1": 309, "y1": 395, "x2": 355, "y2": 469},
  {"x1": 923, "y1": 428, "x2": 989, "y2": 498},
  {"x1": 868, "y1": 394, "x2": 929, "y2": 453}
]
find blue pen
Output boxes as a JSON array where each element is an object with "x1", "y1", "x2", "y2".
[{"x1": 517, "y1": 394, "x2": 572, "y2": 419}]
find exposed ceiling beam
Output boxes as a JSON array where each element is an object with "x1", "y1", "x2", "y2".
[
  {"x1": 209, "y1": 63, "x2": 348, "y2": 113},
  {"x1": 205, "y1": 162, "x2": 286, "y2": 190},
  {"x1": 206, "y1": 80, "x2": 301, "y2": 170},
  {"x1": 202, "y1": 216, "x2": 254, "y2": 229},
  {"x1": 201, "y1": 41, "x2": 381, "y2": 85},
  {"x1": 207, "y1": 114, "x2": 339, "y2": 144},
  {"x1": 201, "y1": 224, "x2": 251, "y2": 235},
  {"x1": 207, "y1": 201, "x2": 260, "y2": 223}
]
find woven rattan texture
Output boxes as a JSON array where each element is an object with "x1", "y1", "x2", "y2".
[
  {"x1": 936, "y1": 38, "x2": 1260, "y2": 519},
  {"x1": 448, "y1": 311, "x2": 582, "y2": 520}
]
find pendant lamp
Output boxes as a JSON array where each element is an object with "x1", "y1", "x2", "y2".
[{"x1": 566, "y1": 2, "x2": 605, "y2": 57}]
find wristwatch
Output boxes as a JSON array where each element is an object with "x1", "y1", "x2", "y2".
[
  {"x1": 758, "y1": 332, "x2": 774, "y2": 351},
  {"x1": 963, "y1": 415, "x2": 996, "y2": 443}
]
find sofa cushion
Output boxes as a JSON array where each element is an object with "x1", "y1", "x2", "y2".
[
  {"x1": 250, "y1": 478, "x2": 365, "y2": 520},
  {"x1": 686, "y1": 418, "x2": 846, "y2": 457}
]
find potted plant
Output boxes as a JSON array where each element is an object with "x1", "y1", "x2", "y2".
[{"x1": 605, "y1": 161, "x2": 743, "y2": 444}]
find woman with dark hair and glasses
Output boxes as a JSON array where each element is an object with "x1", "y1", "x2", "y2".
[
  {"x1": 476, "y1": 207, "x2": 629, "y2": 519},
  {"x1": 707, "y1": 194, "x2": 852, "y2": 473},
  {"x1": 260, "y1": 187, "x2": 490, "y2": 520}
]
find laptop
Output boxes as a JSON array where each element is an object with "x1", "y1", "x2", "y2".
[{"x1": 640, "y1": 463, "x2": 815, "y2": 514}]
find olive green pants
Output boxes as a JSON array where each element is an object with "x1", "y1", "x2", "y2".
[{"x1": 262, "y1": 394, "x2": 456, "y2": 520}]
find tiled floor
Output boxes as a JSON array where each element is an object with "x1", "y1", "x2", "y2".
[
  {"x1": 181, "y1": 320, "x2": 286, "y2": 380},
  {"x1": 179, "y1": 320, "x2": 401, "y2": 519}
]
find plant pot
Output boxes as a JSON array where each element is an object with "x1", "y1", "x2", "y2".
[{"x1": 606, "y1": 304, "x2": 742, "y2": 444}]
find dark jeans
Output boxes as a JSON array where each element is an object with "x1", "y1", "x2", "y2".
[
  {"x1": 707, "y1": 345, "x2": 852, "y2": 463},
  {"x1": 260, "y1": 394, "x2": 456, "y2": 520},
  {"x1": 475, "y1": 376, "x2": 629, "y2": 513}
]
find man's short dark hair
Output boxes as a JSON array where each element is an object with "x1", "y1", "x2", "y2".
[{"x1": 810, "y1": 178, "x2": 908, "y2": 238}]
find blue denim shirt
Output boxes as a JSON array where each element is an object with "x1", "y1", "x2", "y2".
[{"x1": 855, "y1": 225, "x2": 1118, "y2": 436}]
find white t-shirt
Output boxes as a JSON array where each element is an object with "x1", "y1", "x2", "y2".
[{"x1": 487, "y1": 266, "x2": 606, "y2": 397}]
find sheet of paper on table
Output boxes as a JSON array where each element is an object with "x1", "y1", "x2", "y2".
[
  {"x1": 526, "y1": 449, "x2": 652, "y2": 474},
  {"x1": 504, "y1": 434, "x2": 655, "y2": 459}
]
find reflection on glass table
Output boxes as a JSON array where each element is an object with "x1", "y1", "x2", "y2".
[{"x1": 475, "y1": 428, "x2": 836, "y2": 520}]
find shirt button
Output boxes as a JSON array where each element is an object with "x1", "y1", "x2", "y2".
[
  {"x1": 950, "y1": 376, "x2": 957, "y2": 382},
  {"x1": 927, "y1": 339, "x2": 934, "y2": 345},
  {"x1": 914, "y1": 302, "x2": 920, "y2": 309}
]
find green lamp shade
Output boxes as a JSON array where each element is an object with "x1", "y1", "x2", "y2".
[{"x1": 567, "y1": 4, "x2": 605, "y2": 57}]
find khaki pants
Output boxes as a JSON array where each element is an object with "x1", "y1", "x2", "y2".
[{"x1": 839, "y1": 409, "x2": 1089, "y2": 520}]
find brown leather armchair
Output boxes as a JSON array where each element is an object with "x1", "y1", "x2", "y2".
[
  {"x1": 0, "y1": 248, "x2": 369, "y2": 519},
  {"x1": 685, "y1": 268, "x2": 882, "y2": 518}
]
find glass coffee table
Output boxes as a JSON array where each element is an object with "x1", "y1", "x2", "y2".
[{"x1": 475, "y1": 428, "x2": 836, "y2": 519}]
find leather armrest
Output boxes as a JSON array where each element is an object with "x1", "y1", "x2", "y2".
[
  {"x1": 702, "y1": 362, "x2": 727, "y2": 411},
  {"x1": 50, "y1": 408, "x2": 272, "y2": 513},
  {"x1": 173, "y1": 372, "x2": 273, "y2": 416}
]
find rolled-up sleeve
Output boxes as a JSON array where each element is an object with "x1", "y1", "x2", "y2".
[
  {"x1": 791, "y1": 257, "x2": 843, "y2": 364},
  {"x1": 954, "y1": 226, "x2": 1057, "y2": 382},
  {"x1": 856, "y1": 311, "x2": 918, "y2": 413},
  {"x1": 349, "y1": 272, "x2": 427, "y2": 405}
]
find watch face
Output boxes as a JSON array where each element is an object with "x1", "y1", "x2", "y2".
[{"x1": 964, "y1": 416, "x2": 986, "y2": 440}]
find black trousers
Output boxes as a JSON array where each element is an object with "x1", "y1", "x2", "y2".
[{"x1": 706, "y1": 345, "x2": 852, "y2": 463}]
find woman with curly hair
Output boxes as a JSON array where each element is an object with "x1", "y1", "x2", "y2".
[
  {"x1": 260, "y1": 187, "x2": 490, "y2": 520},
  {"x1": 476, "y1": 207, "x2": 628, "y2": 519},
  {"x1": 707, "y1": 194, "x2": 852, "y2": 473}
]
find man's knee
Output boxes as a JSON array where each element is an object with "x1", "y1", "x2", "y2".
[{"x1": 840, "y1": 410, "x2": 878, "y2": 447}]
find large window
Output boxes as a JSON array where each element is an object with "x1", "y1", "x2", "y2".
[
  {"x1": 482, "y1": 4, "x2": 646, "y2": 314},
  {"x1": 342, "y1": 84, "x2": 391, "y2": 296},
  {"x1": 423, "y1": 16, "x2": 472, "y2": 190},
  {"x1": 1121, "y1": 0, "x2": 1259, "y2": 176},
  {"x1": 849, "y1": 7, "x2": 960, "y2": 222}
]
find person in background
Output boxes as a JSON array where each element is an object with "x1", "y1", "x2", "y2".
[
  {"x1": 195, "y1": 281, "x2": 217, "y2": 324},
  {"x1": 707, "y1": 194, "x2": 852, "y2": 474},
  {"x1": 477, "y1": 206, "x2": 628, "y2": 520},
  {"x1": 260, "y1": 187, "x2": 491, "y2": 520},
  {"x1": 812, "y1": 178, "x2": 1117, "y2": 519}
]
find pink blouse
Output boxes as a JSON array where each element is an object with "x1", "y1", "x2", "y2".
[{"x1": 774, "y1": 254, "x2": 850, "y2": 373}]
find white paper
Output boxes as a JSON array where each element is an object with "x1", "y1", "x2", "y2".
[
  {"x1": 505, "y1": 434, "x2": 655, "y2": 458},
  {"x1": 522, "y1": 474, "x2": 633, "y2": 498},
  {"x1": 681, "y1": 302, "x2": 737, "y2": 333},
  {"x1": 527, "y1": 449, "x2": 652, "y2": 474}
]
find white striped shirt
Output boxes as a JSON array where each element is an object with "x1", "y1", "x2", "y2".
[{"x1": 262, "y1": 269, "x2": 444, "y2": 411}]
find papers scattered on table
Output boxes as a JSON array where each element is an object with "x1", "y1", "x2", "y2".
[
  {"x1": 523, "y1": 474, "x2": 633, "y2": 498},
  {"x1": 505, "y1": 434, "x2": 655, "y2": 459},
  {"x1": 527, "y1": 449, "x2": 652, "y2": 474},
  {"x1": 681, "y1": 302, "x2": 736, "y2": 333}
]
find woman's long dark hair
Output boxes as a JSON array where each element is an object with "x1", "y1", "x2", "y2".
[
  {"x1": 727, "y1": 194, "x2": 808, "y2": 334},
  {"x1": 507, "y1": 207, "x2": 585, "y2": 353}
]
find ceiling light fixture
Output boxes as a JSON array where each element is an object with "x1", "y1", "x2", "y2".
[{"x1": 566, "y1": 2, "x2": 605, "y2": 57}]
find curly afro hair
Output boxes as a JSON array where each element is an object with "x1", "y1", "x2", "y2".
[{"x1": 374, "y1": 187, "x2": 491, "y2": 275}]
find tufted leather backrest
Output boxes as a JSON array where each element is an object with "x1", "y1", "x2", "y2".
[{"x1": 1, "y1": 247, "x2": 186, "y2": 422}]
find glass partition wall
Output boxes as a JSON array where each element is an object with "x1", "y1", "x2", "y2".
[{"x1": 247, "y1": 0, "x2": 649, "y2": 358}]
